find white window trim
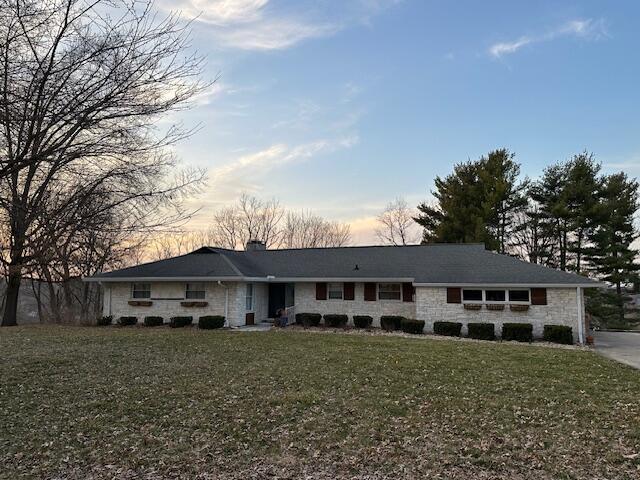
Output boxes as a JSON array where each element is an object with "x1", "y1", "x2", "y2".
[
  {"x1": 245, "y1": 283, "x2": 254, "y2": 312},
  {"x1": 131, "y1": 282, "x2": 151, "y2": 299},
  {"x1": 185, "y1": 282, "x2": 206, "y2": 300},
  {"x1": 327, "y1": 282, "x2": 344, "y2": 300},
  {"x1": 507, "y1": 289, "x2": 531, "y2": 304},
  {"x1": 461, "y1": 288, "x2": 531, "y2": 305},
  {"x1": 461, "y1": 288, "x2": 483, "y2": 303},
  {"x1": 377, "y1": 282, "x2": 402, "y2": 302}
]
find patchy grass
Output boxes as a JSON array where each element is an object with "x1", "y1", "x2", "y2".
[{"x1": 1, "y1": 326, "x2": 639, "y2": 479}]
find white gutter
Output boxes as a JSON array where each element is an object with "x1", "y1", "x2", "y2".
[
  {"x1": 576, "y1": 286, "x2": 585, "y2": 344},
  {"x1": 412, "y1": 282, "x2": 602, "y2": 288},
  {"x1": 86, "y1": 277, "x2": 601, "y2": 288},
  {"x1": 83, "y1": 276, "x2": 244, "y2": 283},
  {"x1": 218, "y1": 281, "x2": 229, "y2": 327}
]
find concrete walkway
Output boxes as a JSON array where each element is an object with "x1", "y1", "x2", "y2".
[
  {"x1": 593, "y1": 331, "x2": 640, "y2": 369},
  {"x1": 232, "y1": 323, "x2": 272, "y2": 332}
]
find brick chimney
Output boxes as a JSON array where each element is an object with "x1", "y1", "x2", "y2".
[{"x1": 246, "y1": 239, "x2": 266, "y2": 251}]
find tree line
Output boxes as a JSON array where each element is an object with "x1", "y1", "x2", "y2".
[
  {"x1": 0, "y1": 0, "x2": 208, "y2": 326},
  {"x1": 414, "y1": 149, "x2": 639, "y2": 323}
]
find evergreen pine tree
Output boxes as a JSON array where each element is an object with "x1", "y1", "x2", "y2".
[{"x1": 585, "y1": 172, "x2": 639, "y2": 322}]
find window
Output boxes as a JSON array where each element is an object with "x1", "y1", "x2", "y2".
[
  {"x1": 246, "y1": 284, "x2": 254, "y2": 311},
  {"x1": 509, "y1": 289, "x2": 530, "y2": 303},
  {"x1": 378, "y1": 283, "x2": 401, "y2": 301},
  {"x1": 131, "y1": 282, "x2": 151, "y2": 299},
  {"x1": 185, "y1": 282, "x2": 206, "y2": 299},
  {"x1": 328, "y1": 283, "x2": 343, "y2": 300},
  {"x1": 462, "y1": 289, "x2": 482, "y2": 302},
  {"x1": 485, "y1": 290, "x2": 506, "y2": 302}
]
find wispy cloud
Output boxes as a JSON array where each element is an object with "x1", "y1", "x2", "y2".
[
  {"x1": 208, "y1": 135, "x2": 359, "y2": 197},
  {"x1": 160, "y1": 0, "x2": 399, "y2": 50},
  {"x1": 489, "y1": 18, "x2": 607, "y2": 58}
]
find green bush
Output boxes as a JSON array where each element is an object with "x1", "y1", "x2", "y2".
[
  {"x1": 502, "y1": 323, "x2": 533, "y2": 342},
  {"x1": 433, "y1": 321, "x2": 462, "y2": 337},
  {"x1": 143, "y1": 316, "x2": 163, "y2": 327},
  {"x1": 170, "y1": 316, "x2": 193, "y2": 328},
  {"x1": 467, "y1": 322, "x2": 495, "y2": 341},
  {"x1": 380, "y1": 316, "x2": 404, "y2": 331},
  {"x1": 324, "y1": 314, "x2": 348, "y2": 328},
  {"x1": 543, "y1": 325, "x2": 573, "y2": 345},
  {"x1": 353, "y1": 315, "x2": 373, "y2": 328},
  {"x1": 199, "y1": 315, "x2": 225, "y2": 329},
  {"x1": 118, "y1": 316, "x2": 137, "y2": 326},
  {"x1": 401, "y1": 318, "x2": 425, "y2": 334},
  {"x1": 295, "y1": 313, "x2": 322, "y2": 327},
  {"x1": 96, "y1": 315, "x2": 112, "y2": 326}
]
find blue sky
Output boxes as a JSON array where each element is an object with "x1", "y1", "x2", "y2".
[{"x1": 160, "y1": 0, "x2": 640, "y2": 242}]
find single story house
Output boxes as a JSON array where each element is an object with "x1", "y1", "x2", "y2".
[{"x1": 85, "y1": 241, "x2": 599, "y2": 343}]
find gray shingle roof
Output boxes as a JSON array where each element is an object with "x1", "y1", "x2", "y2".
[{"x1": 89, "y1": 244, "x2": 598, "y2": 286}]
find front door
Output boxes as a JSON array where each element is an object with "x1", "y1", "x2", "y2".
[
  {"x1": 268, "y1": 284, "x2": 286, "y2": 318},
  {"x1": 245, "y1": 312, "x2": 255, "y2": 326}
]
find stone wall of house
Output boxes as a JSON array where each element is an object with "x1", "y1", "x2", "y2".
[
  {"x1": 415, "y1": 287, "x2": 583, "y2": 342},
  {"x1": 293, "y1": 282, "x2": 416, "y2": 327},
  {"x1": 103, "y1": 281, "x2": 248, "y2": 326}
]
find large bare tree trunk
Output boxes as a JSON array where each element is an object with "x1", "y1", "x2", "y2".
[{"x1": 2, "y1": 265, "x2": 21, "y2": 326}]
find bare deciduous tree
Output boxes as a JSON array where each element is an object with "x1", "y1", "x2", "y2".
[
  {"x1": 0, "y1": 0, "x2": 208, "y2": 326},
  {"x1": 375, "y1": 197, "x2": 420, "y2": 246},
  {"x1": 208, "y1": 195, "x2": 351, "y2": 250},
  {"x1": 281, "y1": 210, "x2": 351, "y2": 248}
]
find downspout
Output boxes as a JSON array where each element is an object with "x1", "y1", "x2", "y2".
[
  {"x1": 576, "y1": 287, "x2": 584, "y2": 345},
  {"x1": 218, "y1": 281, "x2": 229, "y2": 327}
]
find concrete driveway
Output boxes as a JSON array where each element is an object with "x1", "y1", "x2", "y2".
[{"x1": 593, "y1": 331, "x2": 640, "y2": 369}]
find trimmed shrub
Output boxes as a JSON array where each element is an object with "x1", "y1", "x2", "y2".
[
  {"x1": 143, "y1": 316, "x2": 164, "y2": 327},
  {"x1": 543, "y1": 325, "x2": 573, "y2": 345},
  {"x1": 502, "y1": 322, "x2": 533, "y2": 342},
  {"x1": 170, "y1": 316, "x2": 193, "y2": 328},
  {"x1": 199, "y1": 315, "x2": 225, "y2": 329},
  {"x1": 401, "y1": 318, "x2": 425, "y2": 334},
  {"x1": 433, "y1": 321, "x2": 462, "y2": 337},
  {"x1": 295, "y1": 313, "x2": 322, "y2": 327},
  {"x1": 324, "y1": 314, "x2": 348, "y2": 328},
  {"x1": 380, "y1": 315, "x2": 404, "y2": 331},
  {"x1": 353, "y1": 315, "x2": 373, "y2": 329},
  {"x1": 96, "y1": 315, "x2": 112, "y2": 326},
  {"x1": 467, "y1": 322, "x2": 495, "y2": 341},
  {"x1": 118, "y1": 316, "x2": 137, "y2": 326}
]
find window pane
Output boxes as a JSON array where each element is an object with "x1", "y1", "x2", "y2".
[
  {"x1": 462, "y1": 289, "x2": 482, "y2": 301},
  {"x1": 485, "y1": 290, "x2": 506, "y2": 302},
  {"x1": 185, "y1": 282, "x2": 205, "y2": 299},
  {"x1": 378, "y1": 283, "x2": 401, "y2": 300},
  {"x1": 246, "y1": 284, "x2": 253, "y2": 310},
  {"x1": 132, "y1": 283, "x2": 150, "y2": 298},
  {"x1": 328, "y1": 283, "x2": 343, "y2": 299},
  {"x1": 509, "y1": 290, "x2": 530, "y2": 302}
]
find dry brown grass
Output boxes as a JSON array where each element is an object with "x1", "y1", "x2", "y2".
[{"x1": 1, "y1": 325, "x2": 639, "y2": 479}]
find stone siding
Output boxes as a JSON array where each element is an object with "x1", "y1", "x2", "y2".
[
  {"x1": 415, "y1": 287, "x2": 583, "y2": 342},
  {"x1": 293, "y1": 282, "x2": 416, "y2": 327},
  {"x1": 103, "y1": 281, "x2": 248, "y2": 327}
]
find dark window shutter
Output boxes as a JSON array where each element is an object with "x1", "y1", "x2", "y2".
[
  {"x1": 364, "y1": 283, "x2": 376, "y2": 301},
  {"x1": 446, "y1": 287, "x2": 461, "y2": 304},
  {"x1": 531, "y1": 288, "x2": 547, "y2": 305},
  {"x1": 402, "y1": 283, "x2": 414, "y2": 302},
  {"x1": 344, "y1": 282, "x2": 355, "y2": 300},
  {"x1": 316, "y1": 282, "x2": 327, "y2": 300}
]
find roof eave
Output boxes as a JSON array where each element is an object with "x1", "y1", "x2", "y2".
[{"x1": 412, "y1": 282, "x2": 603, "y2": 288}]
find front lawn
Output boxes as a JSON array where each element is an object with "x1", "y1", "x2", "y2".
[{"x1": 1, "y1": 326, "x2": 639, "y2": 479}]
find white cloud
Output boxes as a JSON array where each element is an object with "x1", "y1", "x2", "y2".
[
  {"x1": 214, "y1": 19, "x2": 339, "y2": 50},
  {"x1": 489, "y1": 18, "x2": 607, "y2": 58},
  {"x1": 208, "y1": 136, "x2": 359, "y2": 196},
  {"x1": 167, "y1": 0, "x2": 269, "y2": 26},
  {"x1": 160, "y1": 0, "x2": 399, "y2": 50}
]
